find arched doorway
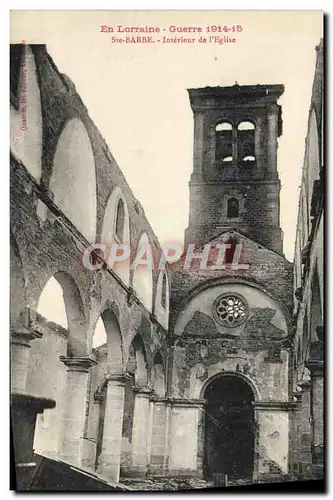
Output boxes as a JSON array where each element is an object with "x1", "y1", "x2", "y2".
[{"x1": 203, "y1": 373, "x2": 255, "y2": 482}]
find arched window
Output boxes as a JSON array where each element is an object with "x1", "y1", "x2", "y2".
[
  {"x1": 216, "y1": 122, "x2": 233, "y2": 132},
  {"x1": 50, "y1": 118, "x2": 97, "y2": 243},
  {"x1": 92, "y1": 317, "x2": 107, "y2": 349},
  {"x1": 101, "y1": 187, "x2": 130, "y2": 285},
  {"x1": 215, "y1": 121, "x2": 233, "y2": 164},
  {"x1": 227, "y1": 198, "x2": 239, "y2": 218},
  {"x1": 161, "y1": 273, "x2": 167, "y2": 308},
  {"x1": 132, "y1": 233, "x2": 153, "y2": 312},
  {"x1": 237, "y1": 121, "x2": 255, "y2": 131},
  {"x1": 115, "y1": 198, "x2": 125, "y2": 242},
  {"x1": 237, "y1": 121, "x2": 255, "y2": 162}
]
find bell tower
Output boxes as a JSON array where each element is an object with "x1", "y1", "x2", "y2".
[{"x1": 184, "y1": 83, "x2": 285, "y2": 254}]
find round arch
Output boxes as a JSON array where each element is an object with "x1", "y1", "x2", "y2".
[
  {"x1": 101, "y1": 186, "x2": 130, "y2": 285},
  {"x1": 98, "y1": 309, "x2": 123, "y2": 373},
  {"x1": 131, "y1": 334, "x2": 148, "y2": 387},
  {"x1": 199, "y1": 370, "x2": 260, "y2": 402},
  {"x1": 180, "y1": 276, "x2": 293, "y2": 331},
  {"x1": 49, "y1": 118, "x2": 97, "y2": 243},
  {"x1": 215, "y1": 121, "x2": 233, "y2": 131},
  {"x1": 154, "y1": 269, "x2": 170, "y2": 329},
  {"x1": 36, "y1": 270, "x2": 87, "y2": 356},
  {"x1": 237, "y1": 120, "x2": 256, "y2": 130},
  {"x1": 132, "y1": 232, "x2": 153, "y2": 312}
]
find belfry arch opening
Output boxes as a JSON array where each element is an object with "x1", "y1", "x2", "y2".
[
  {"x1": 203, "y1": 373, "x2": 255, "y2": 481},
  {"x1": 215, "y1": 121, "x2": 233, "y2": 164}
]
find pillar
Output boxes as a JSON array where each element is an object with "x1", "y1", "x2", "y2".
[
  {"x1": 297, "y1": 380, "x2": 312, "y2": 477},
  {"x1": 81, "y1": 392, "x2": 103, "y2": 470},
  {"x1": 168, "y1": 399, "x2": 205, "y2": 478},
  {"x1": 129, "y1": 387, "x2": 152, "y2": 478},
  {"x1": 97, "y1": 373, "x2": 130, "y2": 482},
  {"x1": 149, "y1": 396, "x2": 169, "y2": 475},
  {"x1": 11, "y1": 327, "x2": 42, "y2": 393},
  {"x1": 193, "y1": 111, "x2": 205, "y2": 177},
  {"x1": 59, "y1": 356, "x2": 96, "y2": 467},
  {"x1": 253, "y1": 401, "x2": 296, "y2": 481},
  {"x1": 306, "y1": 357, "x2": 324, "y2": 477},
  {"x1": 254, "y1": 115, "x2": 265, "y2": 172},
  {"x1": 267, "y1": 105, "x2": 278, "y2": 174}
]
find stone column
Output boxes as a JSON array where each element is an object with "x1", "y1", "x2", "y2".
[
  {"x1": 149, "y1": 396, "x2": 169, "y2": 476},
  {"x1": 97, "y1": 373, "x2": 130, "y2": 482},
  {"x1": 306, "y1": 358, "x2": 324, "y2": 476},
  {"x1": 168, "y1": 399, "x2": 205, "y2": 478},
  {"x1": 10, "y1": 327, "x2": 42, "y2": 393},
  {"x1": 81, "y1": 392, "x2": 103, "y2": 470},
  {"x1": 290, "y1": 380, "x2": 312, "y2": 479},
  {"x1": 59, "y1": 356, "x2": 96, "y2": 467},
  {"x1": 297, "y1": 380, "x2": 312, "y2": 476},
  {"x1": 129, "y1": 387, "x2": 153, "y2": 478}
]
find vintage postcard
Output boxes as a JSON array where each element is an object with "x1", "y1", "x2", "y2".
[{"x1": 10, "y1": 9, "x2": 324, "y2": 492}]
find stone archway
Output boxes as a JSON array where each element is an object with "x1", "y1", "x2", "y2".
[{"x1": 203, "y1": 373, "x2": 256, "y2": 482}]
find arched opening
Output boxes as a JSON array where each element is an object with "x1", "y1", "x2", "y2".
[
  {"x1": 49, "y1": 118, "x2": 97, "y2": 243},
  {"x1": 37, "y1": 276, "x2": 68, "y2": 329},
  {"x1": 132, "y1": 233, "x2": 153, "y2": 312},
  {"x1": 101, "y1": 187, "x2": 130, "y2": 285},
  {"x1": 85, "y1": 309, "x2": 123, "y2": 469},
  {"x1": 215, "y1": 121, "x2": 233, "y2": 164},
  {"x1": 115, "y1": 198, "x2": 125, "y2": 242},
  {"x1": 33, "y1": 272, "x2": 86, "y2": 456},
  {"x1": 36, "y1": 272, "x2": 86, "y2": 356},
  {"x1": 101, "y1": 309, "x2": 123, "y2": 373},
  {"x1": 92, "y1": 317, "x2": 107, "y2": 349},
  {"x1": 154, "y1": 270, "x2": 169, "y2": 330},
  {"x1": 120, "y1": 335, "x2": 148, "y2": 474},
  {"x1": 237, "y1": 121, "x2": 255, "y2": 163},
  {"x1": 227, "y1": 198, "x2": 239, "y2": 218},
  {"x1": 203, "y1": 373, "x2": 255, "y2": 481}
]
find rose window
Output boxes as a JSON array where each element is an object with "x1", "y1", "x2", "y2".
[{"x1": 213, "y1": 293, "x2": 248, "y2": 327}]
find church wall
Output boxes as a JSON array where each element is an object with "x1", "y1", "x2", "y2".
[
  {"x1": 292, "y1": 39, "x2": 324, "y2": 479},
  {"x1": 187, "y1": 181, "x2": 282, "y2": 252},
  {"x1": 172, "y1": 283, "x2": 289, "y2": 402},
  {"x1": 10, "y1": 43, "x2": 169, "y2": 482},
  {"x1": 170, "y1": 231, "x2": 293, "y2": 333}
]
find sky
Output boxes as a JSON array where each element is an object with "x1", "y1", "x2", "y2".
[{"x1": 11, "y1": 10, "x2": 323, "y2": 261}]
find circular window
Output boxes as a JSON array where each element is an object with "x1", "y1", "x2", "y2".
[{"x1": 213, "y1": 293, "x2": 248, "y2": 327}]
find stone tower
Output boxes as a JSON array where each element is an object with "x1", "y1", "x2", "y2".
[{"x1": 185, "y1": 83, "x2": 285, "y2": 255}]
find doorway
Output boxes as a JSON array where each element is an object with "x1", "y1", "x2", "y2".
[{"x1": 203, "y1": 374, "x2": 255, "y2": 481}]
